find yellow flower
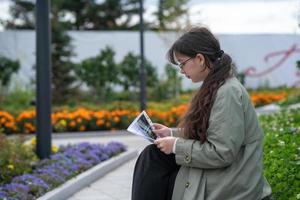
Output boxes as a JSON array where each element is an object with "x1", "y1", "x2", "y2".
[
  {"x1": 7, "y1": 164, "x2": 14, "y2": 170},
  {"x1": 59, "y1": 119, "x2": 67, "y2": 127},
  {"x1": 30, "y1": 137, "x2": 36, "y2": 146},
  {"x1": 52, "y1": 145, "x2": 58, "y2": 153}
]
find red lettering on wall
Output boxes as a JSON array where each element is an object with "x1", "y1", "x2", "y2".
[{"x1": 244, "y1": 44, "x2": 300, "y2": 78}]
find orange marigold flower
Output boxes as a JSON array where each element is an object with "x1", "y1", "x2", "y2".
[
  {"x1": 76, "y1": 118, "x2": 82, "y2": 123},
  {"x1": 113, "y1": 116, "x2": 120, "y2": 123},
  {"x1": 69, "y1": 121, "x2": 76, "y2": 127},
  {"x1": 79, "y1": 125, "x2": 85, "y2": 131},
  {"x1": 106, "y1": 122, "x2": 111, "y2": 127},
  {"x1": 96, "y1": 119, "x2": 104, "y2": 126}
]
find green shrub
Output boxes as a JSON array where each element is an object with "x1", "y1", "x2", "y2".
[
  {"x1": 1, "y1": 84, "x2": 34, "y2": 115},
  {"x1": 0, "y1": 56, "x2": 20, "y2": 88},
  {"x1": 279, "y1": 89, "x2": 300, "y2": 107},
  {"x1": 0, "y1": 133, "x2": 38, "y2": 184},
  {"x1": 0, "y1": 55, "x2": 20, "y2": 106},
  {"x1": 260, "y1": 108, "x2": 300, "y2": 200}
]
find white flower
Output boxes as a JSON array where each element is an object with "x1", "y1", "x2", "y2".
[
  {"x1": 278, "y1": 140, "x2": 285, "y2": 146},
  {"x1": 279, "y1": 128, "x2": 284, "y2": 132}
]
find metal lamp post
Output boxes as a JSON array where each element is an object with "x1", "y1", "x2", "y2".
[
  {"x1": 139, "y1": 0, "x2": 146, "y2": 111},
  {"x1": 36, "y1": 0, "x2": 52, "y2": 159}
]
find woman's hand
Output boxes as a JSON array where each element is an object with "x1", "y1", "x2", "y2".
[
  {"x1": 154, "y1": 137, "x2": 176, "y2": 155},
  {"x1": 152, "y1": 123, "x2": 172, "y2": 138}
]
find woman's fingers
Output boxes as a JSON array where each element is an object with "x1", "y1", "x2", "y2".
[
  {"x1": 154, "y1": 138, "x2": 161, "y2": 146},
  {"x1": 152, "y1": 123, "x2": 163, "y2": 129},
  {"x1": 153, "y1": 126, "x2": 171, "y2": 138}
]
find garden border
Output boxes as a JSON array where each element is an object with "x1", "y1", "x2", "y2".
[
  {"x1": 256, "y1": 103, "x2": 300, "y2": 116},
  {"x1": 37, "y1": 149, "x2": 138, "y2": 200}
]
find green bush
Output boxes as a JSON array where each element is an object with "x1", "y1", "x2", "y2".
[
  {"x1": 0, "y1": 55, "x2": 20, "y2": 106},
  {"x1": 149, "y1": 64, "x2": 182, "y2": 101},
  {"x1": 1, "y1": 84, "x2": 34, "y2": 115},
  {"x1": 0, "y1": 56, "x2": 20, "y2": 87},
  {"x1": 0, "y1": 133, "x2": 38, "y2": 184},
  {"x1": 260, "y1": 108, "x2": 300, "y2": 200},
  {"x1": 279, "y1": 89, "x2": 300, "y2": 107}
]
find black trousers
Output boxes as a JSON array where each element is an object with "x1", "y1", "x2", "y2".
[
  {"x1": 132, "y1": 144, "x2": 274, "y2": 200},
  {"x1": 132, "y1": 144, "x2": 180, "y2": 200}
]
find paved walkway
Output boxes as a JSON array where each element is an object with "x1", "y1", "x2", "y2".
[{"x1": 52, "y1": 134, "x2": 148, "y2": 200}]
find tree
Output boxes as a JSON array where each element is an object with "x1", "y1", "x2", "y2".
[
  {"x1": 0, "y1": 56, "x2": 20, "y2": 88},
  {"x1": 154, "y1": 0, "x2": 190, "y2": 30},
  {"x1": 150, "y1": 63, "x2": 182, "y2": 101},
  {"x1": 94, "y1": 0, "x2": 140, "y2": 30},
  {"x1": 3, "y1": 0, "x2": 141, "y2": 30},
  {"x1": 74, "y1": 47, "x2": 118, "y2": 101},
  {"x1": 62, "y1": 0, "x2": 141, "y2": 30},
  {"x1": 1, "y1": 0, "x2": 35, "y2": 29},
  {"x1": 2, "y1": 0, "x2": 189, "y2": 31},
  {"x1": 118, "y1": 52, "x2": 158, "y2": 92},
  {"x1": 4, "y1": 0, "x2": 79, "y2": 105},
  {"x1": 0, "y1": 56, "x2": 20, "y2": 104},
  {"x1": 164, "y1": 63, "x2": 182, "y2": 97},
  {"x1": 51, "y1": 2, "x2": 78, "y2": 105}
]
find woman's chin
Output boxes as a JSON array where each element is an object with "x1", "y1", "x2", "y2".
[{"x1": 191, "y1": 78, "x2": 201, "y2": 83}]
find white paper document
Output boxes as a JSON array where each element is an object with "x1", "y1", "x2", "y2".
[{"x1": 127, "y1": 110, "x2": 157, "y2": 142}]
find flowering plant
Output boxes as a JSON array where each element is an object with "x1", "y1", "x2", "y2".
[
  {"x1": 260, "y1": 108, "x2": 300, "y2": 199},
  {"x1": 0, "y1": 111, "x2": 17, "y2": 134},
  {"x1": 0, "y1": 133, "x2": 37, "y2": 184},
  {"x1": 0, "y1": 141, "x2": 126, "y2": 199}
]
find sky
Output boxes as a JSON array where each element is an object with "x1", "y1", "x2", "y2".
[{"x1": 0, "y1": 0, "x2": 299, "y2": 34}]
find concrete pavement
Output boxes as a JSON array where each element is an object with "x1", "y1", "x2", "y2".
[{"x1": 52, "y1": 134, "x2": 149, "y2": 200}]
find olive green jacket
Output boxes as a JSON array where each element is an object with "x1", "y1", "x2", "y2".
[{"x1": 172, "y1": 77, "x2": 272, "y2": 200}]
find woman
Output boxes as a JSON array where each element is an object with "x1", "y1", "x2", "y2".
[{"x1": 131, "y1": 26, "x2": 273, "y2": 200}]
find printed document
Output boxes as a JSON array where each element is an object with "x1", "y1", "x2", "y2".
[{"x1": 127, "y1": 111, "x2": 157, "y2": 142}]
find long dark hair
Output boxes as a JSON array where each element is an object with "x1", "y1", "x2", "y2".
[{"x1": 167, "y1": 27, "x2": 234, "y2": 143}]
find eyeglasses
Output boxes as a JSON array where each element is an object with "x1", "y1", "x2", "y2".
[{"x1": 177, "y1": 57, "x2": 193, "y2": 70}]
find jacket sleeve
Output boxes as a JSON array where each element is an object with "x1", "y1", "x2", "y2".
[
  {"x1": 171, "y1": 128, "x2": 180, "y2": 137},
  {"x1": 175, "y1": 85, "x2": 245, "y2": 169}
]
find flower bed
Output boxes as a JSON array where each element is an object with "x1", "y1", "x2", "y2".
[
  {"x1": 260, "y1": 108, "x2": 300, "y2": 200},
  {"x1": 0, "y1": 105, "x2": 188, "y2": 134},
  {"x1": 1, "y1": 88, "x2": 298, "y2": 135},
  {"x1": 0, "y1": 141, "x2": 126, "y2": 199},
  {"x1": 250, "y1": 91, "x2": 286, "y2": 107},
  {"x1": 1, "y1": 88, "x2": 297, "y2": 135}
]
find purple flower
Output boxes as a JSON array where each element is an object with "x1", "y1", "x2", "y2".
[
  {"x1": 0, "y1": 190, "x2": 8, "y2": 199},
  {"x1": 3, "y1": 183, "x2": 30, "y2": 199},
  {"x1": 105, "y1": 141, "x2": 127, "y2": 156},
  {"x1": 12, "y1": 174, "x2": 49, "y2": 190},
  {"x1": 1, "y1": 141, "x2": 127, "y2": 199},
  {"x1": 3, "y1": 183, "x2": 29, "y2": 193}
]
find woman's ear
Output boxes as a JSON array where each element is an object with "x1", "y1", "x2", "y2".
[{"x1": 195, "y1": 53, "x2": 205, "y2": 66}]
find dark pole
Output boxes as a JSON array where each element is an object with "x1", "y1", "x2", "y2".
[
  {"x1": 139, "y1": 0, "x2": 146, "y2": 111},
  {"x1": 158, "y1": 0, "x2": 164, "y2": 29},
  {"x1": 36, "y1": 0, "x2": 52, "y2": 159}
]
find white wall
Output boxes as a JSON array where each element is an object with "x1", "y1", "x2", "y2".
[{"x1": 0, "y1": 30, "x2": 299, "y2": 89}]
